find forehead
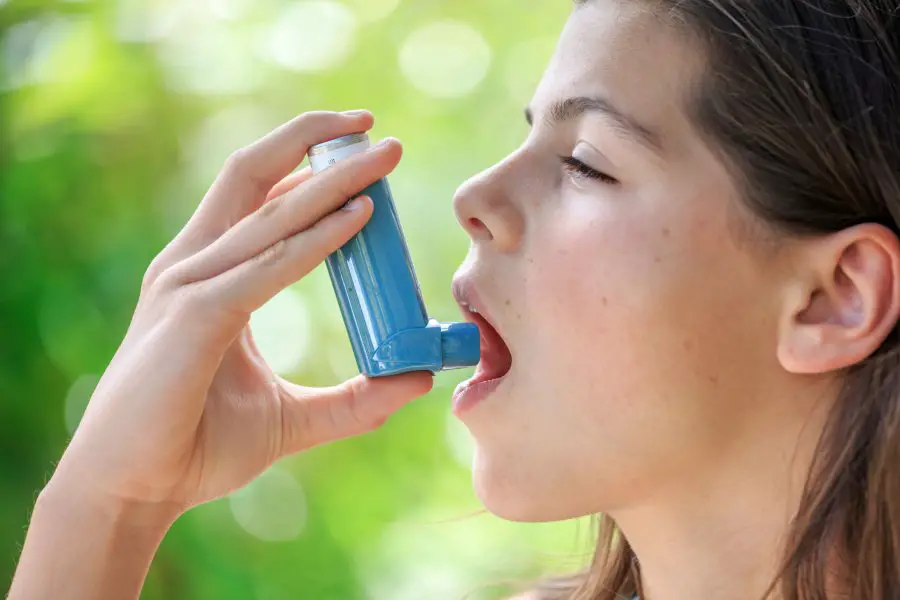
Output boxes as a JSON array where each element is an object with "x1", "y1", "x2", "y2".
[{"x1": 532, "y1": 0, "x2": 705, "y2": 151}]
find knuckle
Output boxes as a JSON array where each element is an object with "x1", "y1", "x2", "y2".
[
  {"x1": 154, "y1": 262, "x2": 189, "y2": 292},
  {"x1": 256, "y1": 238, "x2": 288, "y2": 269},
  {"x1": 169, "y1": 282, "x2": 249, "y2": 335},
  {"x1": 295, "y1": 112, "x2": 320, "y2": 128},
  {"x1": 256, "y1": 191, "x2": 285, "y2": 219},
  {"x1": 224, "y1": 146, "x2": 253, "y2": 177},
  {"x1": 141, "y1": 259, "x2": 185, "y2": 300},
  {"x1": 155, "y1": 276, "x2": 247, "y2": 337},
  {"x1": 152, "y1": 273, "x2": 176, "y2": 298},
  {"x1": 223, "y1": 146, "x2": 270, "y2": 196},
  {"x1": 141, "y1": 256, "x2": 167, "y2": 292}
]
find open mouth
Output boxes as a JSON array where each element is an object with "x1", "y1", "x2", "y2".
[
  {"x1": 451, "y1": 276, "x2": 513, "y2": 414},
  {"x1": 459, "y1": 302, "x2": 513, "y2": 385}
]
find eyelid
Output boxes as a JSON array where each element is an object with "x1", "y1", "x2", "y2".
[{"x1": 572, "y1": 140, "x2": 616, "y2": 170}]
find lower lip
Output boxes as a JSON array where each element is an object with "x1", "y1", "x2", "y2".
[{"x1": 452, "y1": 374, "x2": 507, "y2": 417}]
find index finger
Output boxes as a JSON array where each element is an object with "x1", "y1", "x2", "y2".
[{"x1": 190, "y1": 110, "x2": 375, "y2": 242}]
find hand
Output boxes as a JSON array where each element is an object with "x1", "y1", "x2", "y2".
[{"x1": 50, "y1": 110, "x2": 433, "y2": 515}]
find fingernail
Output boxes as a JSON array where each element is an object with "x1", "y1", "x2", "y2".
[
  {"x1": 342, "y1": 196, "x2": 366, "y2": 211},
  {"x1": 343, "y1": 109, "x2": 369, "y2": 116}
]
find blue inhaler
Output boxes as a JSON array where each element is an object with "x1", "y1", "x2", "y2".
[{"x1": 308, "y1": 133, "x2": 480, "y2": 378}]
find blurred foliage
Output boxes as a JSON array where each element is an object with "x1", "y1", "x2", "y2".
[{"x1": 0, "y1": 0, "x2": 593, "y2": 597}]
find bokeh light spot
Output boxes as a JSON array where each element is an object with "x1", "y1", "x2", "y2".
[
  {"x1": 64, "y1": 374, "x2": 101, "y2": 434},
  {"x1": 361, "y1": 515, "x2": 523, "y2": 600},
  {"x1": 345, "y1": 0, "x2": 400, "y2": 22},
  {"x1": 262, "y1": 1, "x2": 358, "y2": 73},
  {"x1": 115, "y1": 0, "x2": 183, "y2": 43},
  {"x1": 368, "y1": 563, "x2": 470, "y2": 600},
  {"x1": 205, "y1": 0, "x2": 250, "y2": 21},
  {"x1": 250, "y1": 287, "x2": 312, "y2": 376},
  {"x1": 229, "y1": 466, "x2": 307, "y2": 542},
  {"x1": 157, "y1": 20, "x2": 263, "y2": 95},
  {"x1": 398, "y1": 21, "x2": 492, "y2": 99}
]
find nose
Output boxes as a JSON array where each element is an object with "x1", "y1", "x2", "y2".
[{"x1": 452, "y1": 151, "x2": 526, "y2": 253}]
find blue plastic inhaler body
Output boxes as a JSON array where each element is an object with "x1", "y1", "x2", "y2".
[{"x1": 308, "y1": 133, "x2": 480, "y2": 378}]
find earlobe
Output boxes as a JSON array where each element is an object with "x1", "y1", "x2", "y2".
[{"x1": 777, "y1": 224, "x2": 900, "y2": 375}]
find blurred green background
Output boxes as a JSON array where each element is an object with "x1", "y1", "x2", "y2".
[{"x1": 0, "y1": 0, "x2": 594, "y2": 597}]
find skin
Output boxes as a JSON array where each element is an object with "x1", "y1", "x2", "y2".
[{"x1": 9, "y1": 2, "x2": 900, "y2": 600}]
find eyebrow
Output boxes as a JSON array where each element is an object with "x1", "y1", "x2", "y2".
[{"x1": 525, "y1": 96, "x2": 664, "y2": 155}]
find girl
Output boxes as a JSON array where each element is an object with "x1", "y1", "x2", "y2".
[{"x1": 9, "y1": 0, "x2": 900, "y2": 598}]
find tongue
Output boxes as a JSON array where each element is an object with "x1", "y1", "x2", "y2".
[{"x1": 474, "y1": 313, "x2": 512, "y2": 381}]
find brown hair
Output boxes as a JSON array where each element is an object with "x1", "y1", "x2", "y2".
[{"x1": 530, "y1": 0, "x2": 900, "y2": 598}]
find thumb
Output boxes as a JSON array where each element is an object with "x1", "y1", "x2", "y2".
[{"x1": 276, "y1": 372, "x2": 434, "y2": 456}]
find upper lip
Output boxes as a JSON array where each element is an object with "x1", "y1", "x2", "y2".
[{"x1": 451, "y1": 275, "x2": 500, "y2": 334}]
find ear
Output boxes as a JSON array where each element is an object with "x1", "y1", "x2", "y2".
[{"x1": 778, "y1": 223, "x2": 900, "y2": 374}]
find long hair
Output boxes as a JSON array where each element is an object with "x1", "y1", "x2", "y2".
[{"x1": 533, "y1": 1, "x2": 900, "y2": 598}]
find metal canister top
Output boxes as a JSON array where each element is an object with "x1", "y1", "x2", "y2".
[{"x1": 308, "y1": 132, "x2": 370, "y2": 157}]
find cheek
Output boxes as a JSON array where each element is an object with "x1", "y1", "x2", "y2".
[
  {"x1": 524, "y1": 204, "x2": 676, "y2": 373},
  {"x1": 522, "y1": 196, "x2": 767, "y2": 414}
]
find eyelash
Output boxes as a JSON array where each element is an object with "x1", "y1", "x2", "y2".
[{"x1": 560, "y1": 156, "x2": 618, "y2": 185}]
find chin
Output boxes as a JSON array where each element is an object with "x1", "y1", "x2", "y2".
[
  {"x1": 470, "y1": 441, "x2": 630, "y2": 523},
  {"x1": 471, "y1": 448, "x2": 580, "y2": 523}
]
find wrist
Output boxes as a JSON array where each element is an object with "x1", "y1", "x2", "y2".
[{"x1": 39, "y1": 472, "x2": 182, "y2": 536}]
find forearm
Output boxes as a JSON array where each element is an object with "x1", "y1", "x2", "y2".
[{"x1": 8, "y1": 477, "x2": 179, "y2": 600}]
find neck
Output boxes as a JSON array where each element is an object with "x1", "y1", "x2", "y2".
[{"x1": 611, "y1": 382, "x2": 836, "y2": 600}]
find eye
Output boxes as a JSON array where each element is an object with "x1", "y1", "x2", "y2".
[{"x1": 560, "y1": 156, "x2": 619, "y2": 185}]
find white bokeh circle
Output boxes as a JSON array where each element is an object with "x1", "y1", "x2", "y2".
[
  {"x1": 263, "y1": 1, "x2": 358, "y2": 73},
  {"x1": 250, "y1": 287, "x2": 312, "y2": 375},
  {"x1": 398, "y1": 20, "x2": 492, "y2": 99},
  {"x1": 229, "y1": 466, "x2": 307, "y2": 542}
]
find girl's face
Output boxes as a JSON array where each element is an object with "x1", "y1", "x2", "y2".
[{"x1": 451, "y1": 0, "x2": 797, "y2": 521}]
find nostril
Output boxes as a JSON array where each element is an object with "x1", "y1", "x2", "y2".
[{"x1": 467, "y1": 217, "x2": 493, "y2": 240}]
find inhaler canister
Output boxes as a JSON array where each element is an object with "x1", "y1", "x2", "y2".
[{"x1": 308, "y1": 133, "x2": 480, "y2": 378}]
